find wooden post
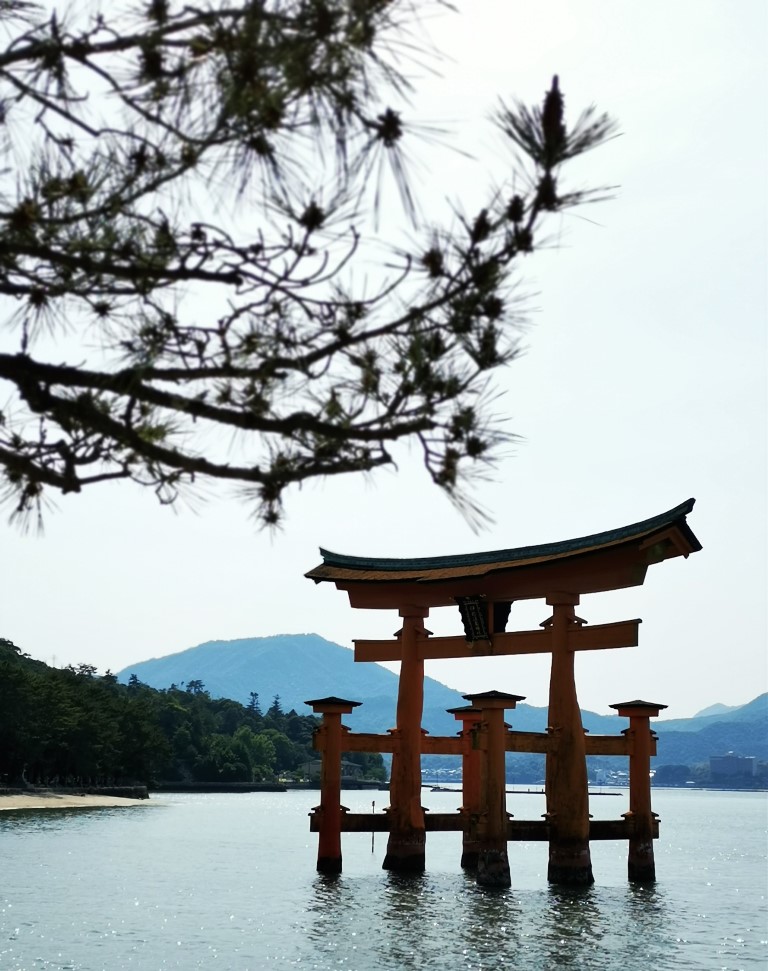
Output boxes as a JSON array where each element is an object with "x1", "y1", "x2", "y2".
[
  {"x1": 383, "y1": 608, "x2": 428, "y2": 872},
  {"x1": 610, "y1": 700, "x2": 667, "y2": 882},
  {"x1": 545, "y1": 594, "x2": 594, "y2": 886},
  {"x1": 464, "y1": 691, "x2": 524, "y2": 888},
  {"x1": 448, "y1": 705, "x2": 483, "y2": 869},
  {"x1": 306, "y1": 696, "x2": 361, "y2": 874}
]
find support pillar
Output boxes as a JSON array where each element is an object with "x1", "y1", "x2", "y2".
[
  {"x1": 464, "y1": 691, "x2": 524, "y2": 888},
  {"x1": 306, "y1": 696, "x2": 361, "y2": 874},
  {"x1": 545, "y1": 594, "x2": 594, "y2": 886},
  {"x1": 383, "y1": 608, "x2": 429, "y2": 872},
  {"x1": 448, "y1": 705, "x2": 483, "y2": 869},
  {"x1": 610, "y1": 699, "x2": 667, "y2": 882}
]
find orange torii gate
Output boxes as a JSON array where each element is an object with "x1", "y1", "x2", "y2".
[{"x1": 305, "y1": 499, "x2": 701, "y2": 886}]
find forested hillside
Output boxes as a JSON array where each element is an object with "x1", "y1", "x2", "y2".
[
  {"x1": 118, "y1": 635, "x2": 767, "y2": 773},
  {"x1": 118, "y1": 634, "x2": 767, "y2": 789},
  {"x1": 118, "y1": 633, "x2": 465, "y2": 736},
  {"x1": 0, "y1": 638, "x2": 384, "y2": 787},
  {"x1": 5, "y1": 631, "x2": 763, "y2": 791},
  {"x1": 117, "y1": 633, "x2": 628, "y2": 736}
]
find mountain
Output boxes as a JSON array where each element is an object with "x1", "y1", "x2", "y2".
[
  {"x1": 694, "y1": 702, "x2": 740, "y2": 718},
  {"x1": 652, "y1": 718, "x2": 768, "y2": 765},
  {"x1": 117, "y1": 633, "x2": 624, "y2": 736},
  {"x1": 118, "y1": 633, "x2": 463, "y2": 736},
  {"x1": 654, "y1": 693, "x2": 768, "y2": 732},
  {"x1": 117, "y1": 635, "x2": 767, "y2": 764}
]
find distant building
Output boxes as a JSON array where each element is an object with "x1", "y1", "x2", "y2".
[
  {"x1": 304, "y1": 760, "x2": 363, "y2": 782},
  {"x1": 710, "y1": 753, "x2": 757, "y2": 780}
]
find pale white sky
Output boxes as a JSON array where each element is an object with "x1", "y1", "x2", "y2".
[{"x1": 2, "y1": 1, "x2": 766, "y2": 718}]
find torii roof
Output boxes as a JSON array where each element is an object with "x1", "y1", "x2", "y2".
[{"x1": 305, "y1": 499, "x2": 701, "y2": 609}]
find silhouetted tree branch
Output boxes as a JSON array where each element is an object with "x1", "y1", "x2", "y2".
[{"x1": 0, "y1": 1, "x2": 617, "y2": 527}]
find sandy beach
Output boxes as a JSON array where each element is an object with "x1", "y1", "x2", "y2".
[{"x1": 0, "y1": 792, "x2": 150, "y2": 811}]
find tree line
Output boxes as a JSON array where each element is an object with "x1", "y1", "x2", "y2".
[{"x1": 0, "y1": 638, "x2": 385, "y2": 787}]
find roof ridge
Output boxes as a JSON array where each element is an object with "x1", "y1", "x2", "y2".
[{"x1": 315, "y1": 499, "x2": 698, "y2": 573}]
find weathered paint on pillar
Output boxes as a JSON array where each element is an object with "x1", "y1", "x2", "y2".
[
  {"x1": 464, "y1": 691, "x2": 524, "y2": 888},
  {"x1": 611, "y1": 699, "x2": 667, "y2": 882},
  {"x1": 448, "y1": 705, "x2": 483, "y2": 869},
  {"x1": 383, "y1": 609, "x2": 428, "y2": 872},
  {"x1": 545, "y1": 595, "x2": 594, "y2": 886},
  {"x1": 306, "y1": 696, "x2": 361, "y2": 874}
]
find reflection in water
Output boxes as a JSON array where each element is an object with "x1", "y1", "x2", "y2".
[
  {"x1": 303, "y1": 872, "x2": 353, "y2": 964},
  {"x1": 381, "y1": 873, "x2": 431, "y2": 966},
  {"x1": 457, "y1": 880, "x2": 524, "y2": 969},
  {"x1": 303, "y1": 871, "x2": 437, "y2": 969},
  {"x1": 279, "y1": 832, "x2": 761, "y2": 971},
  {"x1": 626, "y1": 881, "x2": 668, "y2": 931},
  {"x1": 0, "y1": 807, "x2": 120, "y2": 833},
  {"x1": 304, "y1": 870, "x2": 529, "y2": 971},
  {"x1": 539, "y1": 886, "x2": 605, "y2": 968},
  {"x1": 1, "y1": 791, "x2": 765, "y2": 971},
  {"x1": 538, "y1": 883, "x2": 679, "y2": 971}
]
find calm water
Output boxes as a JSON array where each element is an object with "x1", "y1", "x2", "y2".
[{"x1": 1, "y1": 788, "x2": 766, "y2": 970}]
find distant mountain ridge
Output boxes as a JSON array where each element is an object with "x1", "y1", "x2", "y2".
[
  {"x1": 694, "y1": 702, "x2": 740, "y2": 718},
  {"x1": 653, "y1": 694, "x2": 767, "y2": 732},
  {"x1": 118, "y1": 633, "x2": 467, "y2": 737},
  {"x1": 117, "y1": 634, "x2": 768, "y2": 764}
]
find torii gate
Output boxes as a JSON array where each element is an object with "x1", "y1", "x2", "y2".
[{"x1": 305, "y1": 499, "x2": 701, "y2": 886}]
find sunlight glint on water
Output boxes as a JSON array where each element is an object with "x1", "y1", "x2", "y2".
[{"x1": 1, "y1": 789, "x2": 766, "y2": 970}]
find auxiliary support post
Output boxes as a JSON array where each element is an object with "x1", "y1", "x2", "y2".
[
  {"x1": 448, "y1": 706, "x2": 483, "y2": 869},
  {"x1": 306, "y1": 697, "x2": 360, "y2": 874},
  {"x1": 465, "y1": 692, "x2": 524, "y2": 888},
  {"x1": 611, "y1": 700, "x2": 666, "y2": 882}
]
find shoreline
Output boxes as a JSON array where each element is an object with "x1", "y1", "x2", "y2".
[
  {"x1": 0, "y1": 791, "x2": 150, "y2": 812},
  {"x1": 3, "y1": 784, "x2": 764, "y2": 812}
]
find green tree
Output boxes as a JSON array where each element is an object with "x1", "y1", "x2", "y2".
[
  {"x1": 194, "y1": 733, "x2": 248, "y2": 781},
  {"x1": 260, "y1": 727, "x2": 298, "y2": 772},
  {"x1": 0, "y1": 1, "x2": 615, "y2": 528},
  {"x1": 232, "y1": 725, "x2": 276, "y2": 780},
  {"x1": 343, "y1": 750, "x2": 387, "y2": 782},
  {"x1": 213, "y1": 698, "x2": 247, "y2": 735},
  {"x1": 0, "y1": 641, "x2": 318, "y2": 786}
]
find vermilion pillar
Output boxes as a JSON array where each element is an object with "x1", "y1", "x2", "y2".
[
  {"x1": 306, "y1": 696, "x2": 361, "y2": 874},
  {"x1": 383, "y1": 608, "x2": 428, "y2": 872},
  {"x1": 464, "y1": 691, "x2": 524, "y2": 888},
  {"x1": 448, "y1": 705, "x2": 483, "y2": 869},
  {"x1": 545, "y1": 594, "x2": 594, "y2": 886},
  {"x1": 610, "y1": 699, "x2": 666, "y2": 882}
]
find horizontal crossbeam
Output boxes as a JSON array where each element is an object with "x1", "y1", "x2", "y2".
[
  {"x1": 313, "y1": 728, "x2": 651, "y2": 758},
  {"x1": 310, "y1": 813, "x2": 659, "y2": 840},
  {"x1": 584, "y1": 735, "x2": 630, "y2": 756},
  {"x1": 354, "y1": 619, "x2": 641, "y2": 662},
  {"x1": 506, "y1": 731, "x2": 552, "y2": 754},
  {"x1": 337, "y1": 732, "x2": 400, "y2": 754},
  {"x1": 421, "y1": 735, "x2": 465, "y2": 755}
]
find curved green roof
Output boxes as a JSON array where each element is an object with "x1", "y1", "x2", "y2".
[{"x1": 315, "y1": 499, "x2": 699, "y2": 574}]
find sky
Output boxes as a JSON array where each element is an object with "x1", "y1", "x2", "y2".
[{"x1": 2, "y1": 1, "x2": 766, "y2": 719}]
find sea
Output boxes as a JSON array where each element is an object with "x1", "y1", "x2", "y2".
[{"x1": 1, "y1": 787, "x2": 766, "y2": 971}]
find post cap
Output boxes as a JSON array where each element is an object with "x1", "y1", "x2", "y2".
[
  {"x1": 446, "y1": 705, "x2": 482, "y2": 720},
  {"x1": 462, "y1": 690, "x2": 525, "y2": 710},
  {"x1": 609, "y1": 699, "x2": 667, "y2": 717},
  {"x1": 304, "y1": 696, "x2": 362, "y2": 714}
]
